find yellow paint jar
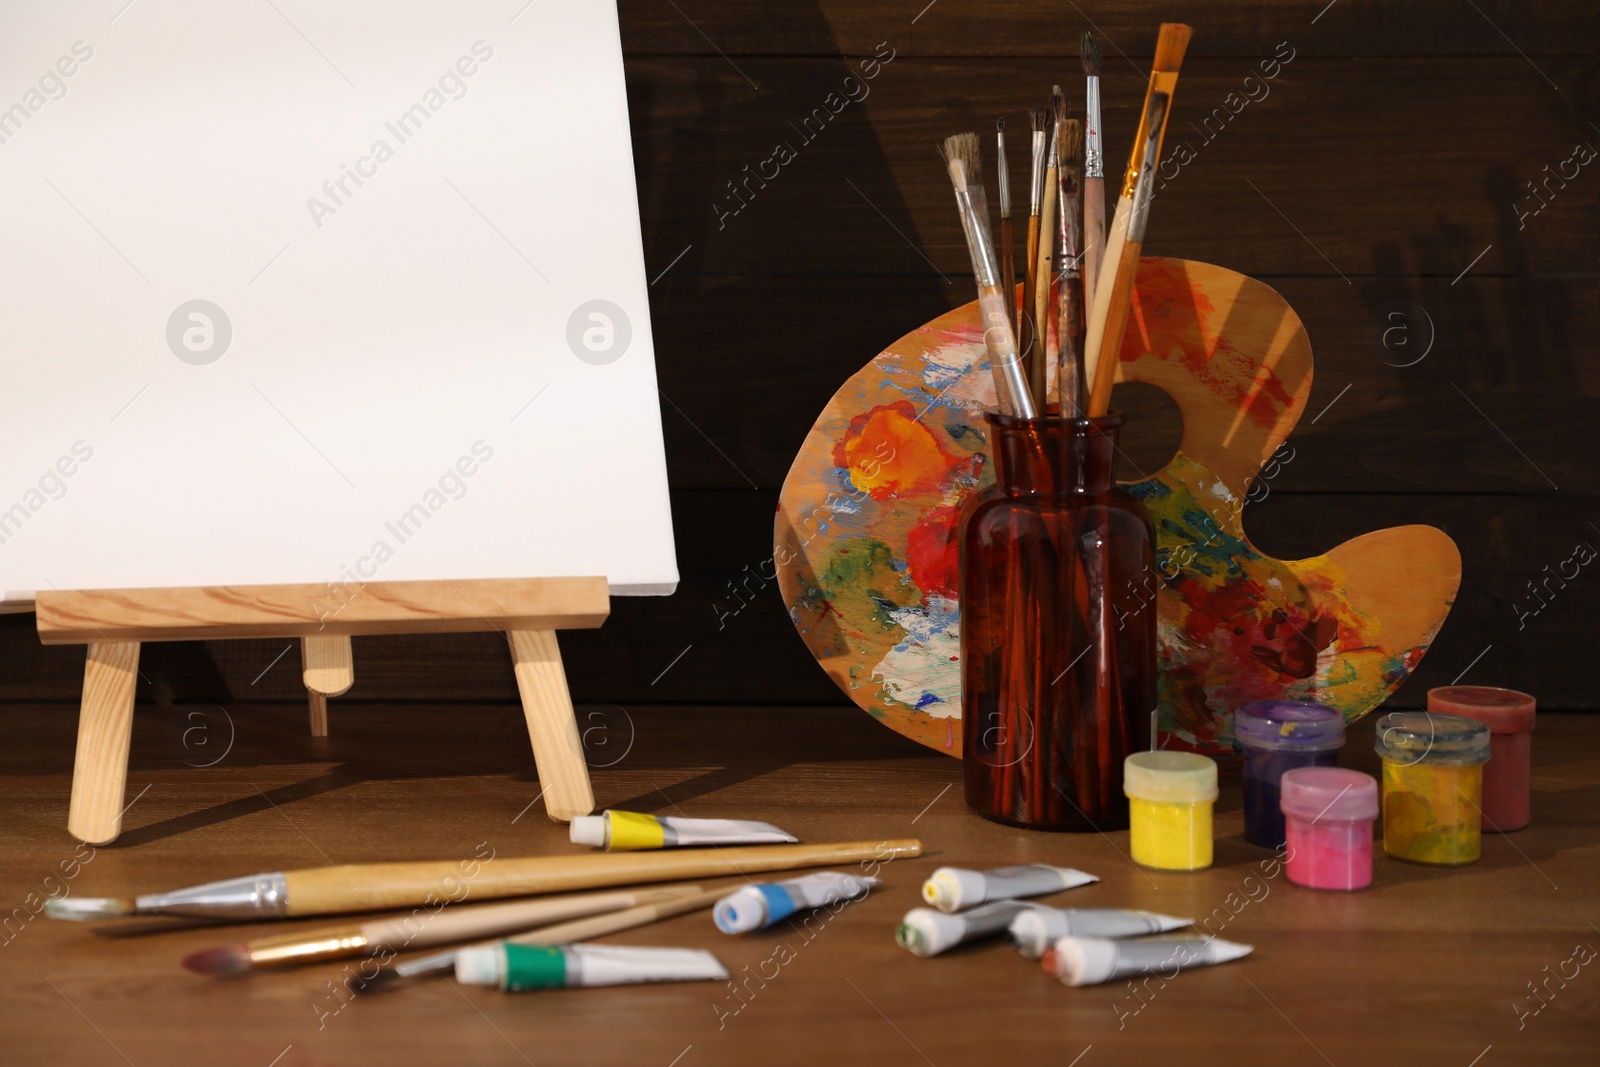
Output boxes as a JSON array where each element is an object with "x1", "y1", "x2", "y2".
[
  {"x1": 1374, "y1": 712, "x2": 1491, "y2": 866},
  {"x1": 1124, "y1": 752, "x2": 1218, "y2": 871}
]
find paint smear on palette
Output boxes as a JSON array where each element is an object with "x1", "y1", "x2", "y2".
[{"x1": 873, "y1": 595, "x2": 961, "y2": 719}]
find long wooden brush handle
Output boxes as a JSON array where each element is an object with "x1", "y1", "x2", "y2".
[
  {"x1": 1080, "y1": 196, "x2": 1133, "y2": 409},
  {"x1": 1082, "y1": 176, "x2": 1106, "y2": 311},
  {"x1": 1000, "y1": 216, "x2": 1017, "y2": 339},
  {"x1": 280, "y1": 839, "x2": 921, "y2": 916},
  {"x1": 355, "y1": 885, "x2": 698, "y2": 950},
  {"x1": 1083, "y1": 198, "x2": 1141, "y2": 417},
  {"x1": 1021, "y1": 215, "x2": 1041, "y2": 384},
  {"x1": 508, "y1": 885, "x2": 728, "y2": 945},
  {"x1": 1032, "y1": 167, "x2": 1058, "y2": 407}
]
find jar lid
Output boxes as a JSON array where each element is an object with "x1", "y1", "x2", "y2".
[
  {"x1": 1279, "y1": 767, "x2": 1378, "y2": 823},
  {"x1": 1234, "y1": 700, "x2": 1345, "y2": 751},
  {"x1": 1123, "y1": 751, "x2": 1218, "y2": 802},
  {"x1": 1427, "y1": 686, "x2": 1536, "y2": 734},
  {"x1": 1373, "y1": 712, "x2": 1490, "y2": 766}
]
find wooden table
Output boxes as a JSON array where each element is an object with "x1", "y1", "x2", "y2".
[{"x1": 1, "y1": 700, "x2": 1595, "y2": 1065}]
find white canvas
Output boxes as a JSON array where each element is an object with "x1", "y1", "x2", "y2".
[{"x1": 0, "y1": 0, "x2": 677, "y2": 602}]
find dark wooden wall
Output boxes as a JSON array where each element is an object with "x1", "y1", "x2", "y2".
[{"x1": 3, "y1": 1, "x2": 1595, "y2": 711}]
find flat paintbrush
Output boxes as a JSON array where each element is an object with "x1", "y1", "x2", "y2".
[
  {"x1": 941, "y1": 132, "x2": 1035, "y2": 417},
  {"x1": 181, "y1": 884, "x2": 701, "y2": 976},
  {"x1": 1080, "y1": 32, "x2": 1106, "y2": 312},
  {"x1": 996, "y1": 117, "x2": 1017, "y2": 341},
  {"x1": 1082, "y1": 23, "x2": 1191, "y2": 417},
  {"x1": 1020, "y1": 107, "x2": 1048, "y2": 386},
  {"x1": 44, "y1": 839, "x2": 923, "y2": 922},
  {"x1": 1054, "y1": 117, "x2": 1085, "y2": 416}
]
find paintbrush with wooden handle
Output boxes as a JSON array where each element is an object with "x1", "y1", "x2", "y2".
[
  {"x1": 1080, "y1": 32, "x2": 1106, "y2": 312},
  {"x1": 45, "y1": 839, "x2": 922, "y2": 922},
  {"x1": 1082, "y1": 23, "x2": 1191, "y2": 417}
]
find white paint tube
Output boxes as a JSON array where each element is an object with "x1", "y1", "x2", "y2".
[
  {"x1": 921, "y1": 864, "x2": 1098, "y2": 913},
  {"x1": 568, "y1": 810, "x2": 798, "y2": 851},
  {"x1": 455, "y1": 943, "x2": 728, "y2": 991},
  {"x1": 1009, "y1": 908, "x2": 1194, "y2": 959},
  {"x1": 1041, "y1": 936, "x2": 1253, "y2": 987},
  {"x1": 897, "y1": 901, "x2": 1044, "y2": 957},
  {"x1": 714, "y1": 871, "x2": 879, "y2": 934}
]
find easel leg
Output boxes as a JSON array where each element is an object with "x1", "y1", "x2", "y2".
[
  {"x1": 301, "y1": 635, "x2": 353, "y2": 738},
  {"x1": 508, "y1": 629, "x2": 594, "y2": 822},
  {"x1": 67, "y1": 642, "x2": 142, "y2": 845}
]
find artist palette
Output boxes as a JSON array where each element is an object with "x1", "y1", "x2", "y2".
[{"x1": 775, "y1": 257, "x2": 1460, "y2": 759}]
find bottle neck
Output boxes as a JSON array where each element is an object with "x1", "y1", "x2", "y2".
[{"x1": 986, "y1": 411, "x2": 1122, "y2": 494}]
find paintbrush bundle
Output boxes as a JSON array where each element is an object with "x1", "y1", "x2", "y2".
[{"x1": 940, "y1": 23, "x2": 1189, "y2": 421}]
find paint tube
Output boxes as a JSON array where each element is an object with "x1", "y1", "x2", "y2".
[
  {"x1": 714, "y1": 871, "x2": 879, "y2": 934},
  {"x1": 921, "y1": 864, "x2": 1098, "y2": 913},
  {"x1": 1009, "y1": 908, "x2": 1193, "y2": 959},
  {"x1": 568, "y1": 810, "x2": 798, "y2": 851},
  {"x1": 1041, "y1": 936, "x2": 1252, "y2": 987},
  {"x1": 454, "y1": 943, "x2": 728, "y2": 991},
  {"x1": 897, "y1": 901, "x2": 1043, "y2": 957}
]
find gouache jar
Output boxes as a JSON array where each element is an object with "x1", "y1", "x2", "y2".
[
  {"x1": 1124, "y1": 752, "x2": 1217, "y2": 870},
  {"x1": 1374, "y1": 712, "x2": 1491, "y2": 866},
  {"x1": 1428, "y1": 686, "x2": 1535, "y2": 832},
  {"x1": 1235, "y1": 700, "x2": 1345, "y2": 849},
  {"x1": 1280, "y1": 767, "x2": 1378, "y2": 890}
]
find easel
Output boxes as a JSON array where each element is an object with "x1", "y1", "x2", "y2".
[{"x1": 34, "y1": 576, "x2": 610, "y2": 845}]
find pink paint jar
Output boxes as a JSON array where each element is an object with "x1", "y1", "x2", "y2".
[
  {"x1": 1280, "y1": 767, "x2": 1378, "y2": 891},
  {"x1": 1428, "y1": 686, "x2": 1535, "y2": 831}
]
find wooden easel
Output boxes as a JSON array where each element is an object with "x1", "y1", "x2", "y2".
[{"x1": 34, "y1": 576, "x2": 610, "y2": 845}]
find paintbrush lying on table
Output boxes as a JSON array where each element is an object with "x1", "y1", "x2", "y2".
[
  {"x1": 180, "y1": 884, "x2": 703, "y2": 975},
  {"x1": 45, "y1": 839, "x2": 922, "y2": 921}
]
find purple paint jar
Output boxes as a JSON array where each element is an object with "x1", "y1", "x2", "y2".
[{"x1": 1235, "y1": 700, "x2": 1345, "y2": 848}]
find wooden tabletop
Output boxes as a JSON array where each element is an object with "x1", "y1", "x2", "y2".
[{"x1": 1, "y1": 700, "x2": 1595, "y2": 1065}]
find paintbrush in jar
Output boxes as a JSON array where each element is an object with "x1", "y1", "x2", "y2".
[
  {"x1": 1020, "y1": 107, "x2": 1049, "y2": 386},
  {"x1": 997, "y1": 117, "x2": 1018, "y2": 340},
  {"x1": 1030, "y1": 89, "x2": 1064, "y2": 407},
  {"x1": 1080, "y1": 32, "x2": 1106, "y2": 311},
  {"x1": 1083, "y1": 23, "x2": 1191, "y2": 417},
  {"x1": 940, "y1": 132, "x2": 1036, "y2": 417},
  {"x1": 1054, "y1": 117, "x2": 1085, "y2": 416}
]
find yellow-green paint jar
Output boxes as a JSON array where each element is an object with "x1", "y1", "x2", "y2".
[
  {"x1": 1374, "y1": 712, "x2": 1491, "y2": 866},
  {"x1": 1124, "y1": 752, "x2": 1218, "y2": 871}
]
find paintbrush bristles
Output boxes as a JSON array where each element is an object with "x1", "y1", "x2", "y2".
[
  {"x1": 1153, "y1": 23, "x2": 1193, "y2": 72},
  {"x1": 941, "y1": 132, "x2": 980, "y2": 191},
  {"x1": 1029, "y1": 107, "x2": 1047, "y2": 136},
  {"x1": 1080, "y1": 32, "x2": 1101, "y2": 76},
  {"x1": 1058, "y1": 119, "x2": 1082, "y2": 169}
]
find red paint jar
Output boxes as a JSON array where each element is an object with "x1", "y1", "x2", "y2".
[
  {"x1": 1427, "y1": 686, "x2": 1535, "y2": 832},
  {"x1": 959, "y1": 411, "x2": 1156, "y2": 830}
]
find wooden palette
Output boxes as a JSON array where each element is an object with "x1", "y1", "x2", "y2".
[{"x1": 775, "y1": 257, "x2": 1460, "y2": 758}]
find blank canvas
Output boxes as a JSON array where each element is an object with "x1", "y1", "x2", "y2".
[{"x1": 0, "y1": 0, "x2": 677, "y2": 603}]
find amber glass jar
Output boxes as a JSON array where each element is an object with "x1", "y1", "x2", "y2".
[{"x1": 959, "y1": 411, "x2": 1156, "y2": 830}]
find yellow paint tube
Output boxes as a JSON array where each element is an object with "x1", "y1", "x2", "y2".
[{"x1": 568, "y1": 810, "x2": 798, "y2": 852}]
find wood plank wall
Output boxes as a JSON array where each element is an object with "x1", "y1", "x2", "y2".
[{"x1": 2, "y1": 1, "x2": 1594, "y2": 711}]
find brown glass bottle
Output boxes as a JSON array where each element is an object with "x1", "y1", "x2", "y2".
[{"x1": 959, "y1": 411, "x2": 1156, "y2": 830}]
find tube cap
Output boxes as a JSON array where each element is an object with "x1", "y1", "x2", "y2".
[
  {"x1": 1234, "y1": 700, "x2": 1345, "y2": 752},
  {"x1": 1428, "y1": 686, "x2": 1536, "y2": 735},
  {"x1": 1279, "y1": 767, "x2": 1378, "y2": 823},
  {"x1": 922, "y1": 867, "x2": 986, "y2": 913},
  {"x1": 454, "y1": 945, "x2": 504, "y2": 986},
  {"x1": 895, "y1": 908, "x2": 965, "y2": 957},
  {"x1": 1374, "y1": 712, "x2": 1490, "y2": 767},
  {"x1": 1123, "y1": 751, "x2": 1218, "y2": 803},
  {"x1": 1043, "y1": 936, "x2": 1119, "y2": 987},
  {"x1": 568, "y1": 816, "x2": 607, "y2": 848}
]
